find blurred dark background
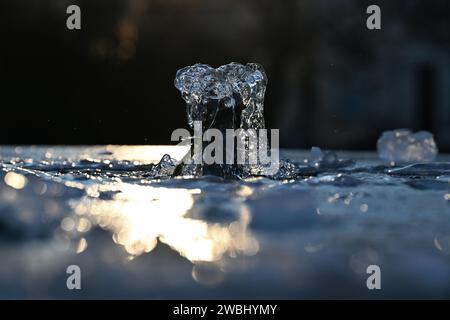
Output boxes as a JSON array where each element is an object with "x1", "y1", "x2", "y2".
[{"x1": 0, "y1": 0, "x2": 449, "y2": 150}]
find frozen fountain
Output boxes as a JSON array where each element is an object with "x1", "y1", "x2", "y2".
[{"x1": 173, "y1": 62, "x2": 270, "y2": 178}]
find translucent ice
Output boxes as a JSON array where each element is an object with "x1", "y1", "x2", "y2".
[
  {"x1": 377, "y1": 129, "x2": 438, "y2": 164},
  {"x1": 174, "y1": 62, "x2": 267, "y2": 131},
  {"x1": 149, "y1": 154, "x2": 177, "y2": 178},
  {"x1": 386, "y1": 163, "x2": 450, "y2": 176},
  {"x1": 307, "y1": 147, "x2": 353, "y2": 170},
  {"x1": 309, "y1": 147, "x2": 323, "y2": 166},
  {"x1": 174, "y1": 62, "x2": 268, "y2": 178}
]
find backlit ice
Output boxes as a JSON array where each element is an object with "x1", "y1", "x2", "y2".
[{"x1": 377, "y1": 129, "x2": 438, "y2": 164}]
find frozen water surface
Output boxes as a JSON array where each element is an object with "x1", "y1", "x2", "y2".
[{"x1": 0, "y1": 146, "x2": 449, "y2": 299}]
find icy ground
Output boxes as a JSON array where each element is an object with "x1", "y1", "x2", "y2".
[{"x1": 0, "y1": 146, "x2": 449, "y2": 299}]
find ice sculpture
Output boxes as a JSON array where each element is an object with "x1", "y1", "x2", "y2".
[
  {"x1": 174, "y1": 62, "x2": 267, "y2": 131},
  {"x1": 377, "y1": 129, "x2": 438, "y2": 164},
  {"x1": 174, "y1": 62, "x2": 268, "y2": 177}
]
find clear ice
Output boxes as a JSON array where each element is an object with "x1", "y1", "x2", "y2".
[
  {"x1": 309, "y1": 147, "x2": 324, "y2": 165},
  {"x1": 172, "y1": 63, "x2": 360, "y2": 179},
  {"x1": 174, "y1": 62, "x2": 269, "y2": 178},
  {"x1": 174, "y1": 62, "x2": 267, "y2": 131},
  {"x1": 377, "y1": 129, "x2": 438, "y2": 164}
]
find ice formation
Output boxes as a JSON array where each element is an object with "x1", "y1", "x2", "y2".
[
  {"x1": 174, "y1": 62, "x2": 269, "y2": 177},
  {"x1": 172, "y1": 63, "x2": 356, "y2": 179},
  {"x1": 377, "y1": 129, "x2": 438, "y2": 164},
  {"x1": 174, "y1": 62, "x2": 267, "y2": 131}
]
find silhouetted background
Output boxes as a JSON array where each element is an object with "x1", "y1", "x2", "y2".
[{"x1": 1, "y1": 0, "x2": 449, "y2": 150}]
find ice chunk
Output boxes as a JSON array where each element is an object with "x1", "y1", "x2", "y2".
[
  {"x1": 377, "y1": 129, "x2": 438, "y2": 164},
  {"x1": 272, "y1": 159, "x2": 300, "y2": 180},
  {"x1": 149, "y1": 154, "x2": 177, "y2": 178},
  {"x1": 309, "y1": 147, "x2": 323, "y2": 165}
]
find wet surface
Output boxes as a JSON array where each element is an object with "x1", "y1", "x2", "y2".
[{"x1": 0, "y1": 146, "x2": 449, "y2": 299}]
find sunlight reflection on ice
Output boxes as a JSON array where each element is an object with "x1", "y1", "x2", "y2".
[{"x1": 69, "y1": 183, "x2": 259, "y2": 262}]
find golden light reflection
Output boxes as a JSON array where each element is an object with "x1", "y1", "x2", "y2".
[
  {"x1": 77, "y1": 217, "x2": 92, "y2": 233},
  {"x1": 4, "y1": 172, "x2": 27, "y2": 190},
  {"x1": 76, "y1": 238, "x2": 88, "y2": 254},
  {"x1": 69, "y1": 184, "x2": 258, "y2": 262},
  {"x1": 61, "y1": 217, "x2": 75, "y2": 232}
]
